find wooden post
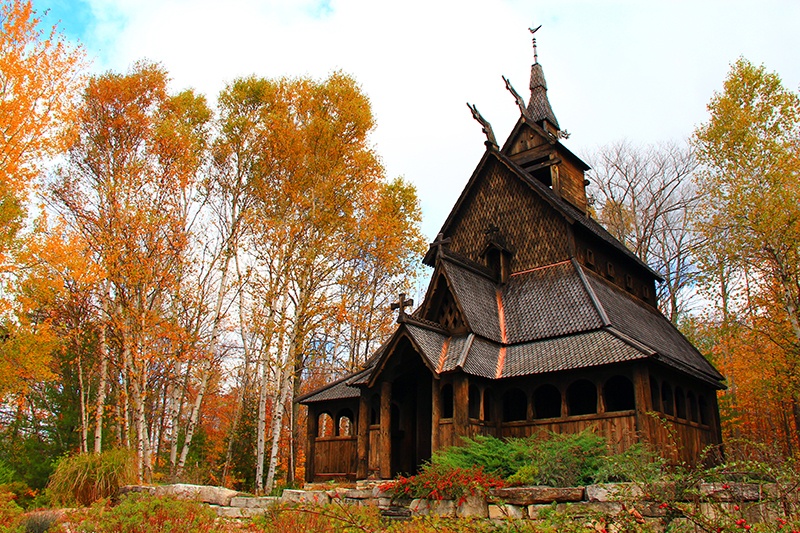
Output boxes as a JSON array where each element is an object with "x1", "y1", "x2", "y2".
[
  {"x1": 454, "y1": 375, "x2": 469, "y2": 441},
  {"x1": 379, "y1": 381, "x2": 391, "y2": 479},
  {"x1": 357, "y1": 393, "x2": 369, "y2": 479},
  {"x1": 633, "y1": 367, "x2": 653, "y2": 443},
  {"x1": 431, "y1": 379, "x2": 441, "y2": 454},
  {"x1": 305, "y1": 406, "x2": 317, "y2": 483}
]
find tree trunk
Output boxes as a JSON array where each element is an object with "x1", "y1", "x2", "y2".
[
  {"x1": 93, "y1": 315, "x2": 108, "y2": 453},
  {"x1": 77, "y1": 353, "x2": 88, "y2": 454}
]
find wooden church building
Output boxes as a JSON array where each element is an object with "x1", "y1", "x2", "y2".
[{"x1": 298, "y1": 35, "x2": 725, "y2": 482}]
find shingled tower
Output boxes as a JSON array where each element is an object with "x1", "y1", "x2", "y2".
[{"x1": 299, "y1": 32, "x2": 724, "y2": 482}]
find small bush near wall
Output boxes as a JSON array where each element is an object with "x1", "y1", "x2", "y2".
[{"x1": 48, "y1": 449, "x2": 137, "y2": 506}]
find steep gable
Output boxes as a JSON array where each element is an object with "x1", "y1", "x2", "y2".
[{"x1": 444, "y1": 154, "x2": 574, "y2": 273}]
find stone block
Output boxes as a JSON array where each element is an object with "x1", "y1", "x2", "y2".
[
  {"x1": 343, "y1": 489, "x2": 373, "y2": 499},
  {"x1": 456, "y1": 495, "x2": 488, "y2": 518},
  {"x1": 528, "y1": 501, "x2": 622, "y2": 519},
  {"x1": 214, "y1": 506, "x2": 243, "y2": 518},
  {"x1": 490, "y1": 486, "x2": 585, "y2": 505},
  {"x1": 410, "y1": 499, "x2": 456, "y2": 516},
  {"x1": 281, "y1": 489, "x2": 331, "y2": 505},
  {"x1": 488, "y1": 503, "x2": 527, "y2": 519},
  {"x1": 154, "y1": 483, "x2": 240, "y2": 506},
  {"x1": 586, "y1": 483, "x2": 644, "y2": 502},
  {"x1": 699, "y1": 483, "x2": 760, "y2": 502},
  {"x1": 230, "y1": 496, "x2": 279, "y2": 508},
  {"x1": 119, "y1": 485, "x2": 156, "y2": 497}
]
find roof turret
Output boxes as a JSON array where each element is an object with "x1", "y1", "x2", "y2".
[{"x1": 526, "y1": 26, "x2": 560, "y2": 131}]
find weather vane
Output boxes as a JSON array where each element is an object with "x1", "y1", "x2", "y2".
[{"x1": 529, "y1": 25, "x2": 542, "y2": 63}]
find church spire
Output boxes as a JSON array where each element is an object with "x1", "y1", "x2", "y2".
[{"x1": 526, "y1": 26, "x2": 560, "y2": 132}]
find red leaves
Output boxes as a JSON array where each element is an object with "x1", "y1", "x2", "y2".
[{"x1": 386, "y1": 466, "x2": 505, "y2": 502}]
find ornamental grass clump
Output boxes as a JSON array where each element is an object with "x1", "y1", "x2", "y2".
[{"x1": 48, "y1": 448, "x2": 137, "y2": 506}]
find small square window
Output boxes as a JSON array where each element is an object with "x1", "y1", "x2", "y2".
[
  {"x1": 586, "y1": 249, "x2": 595, "y2": 266},
  {"x1": 625, "y1": 274, "x2": 634, "y2": 290},
  {"x1": 606, "y1": 262, "x2": 615, "y2": 278}
]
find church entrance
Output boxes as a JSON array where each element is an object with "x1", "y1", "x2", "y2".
[{"x1": 383, "y1": 337, "x2": 432, "y2": 476}]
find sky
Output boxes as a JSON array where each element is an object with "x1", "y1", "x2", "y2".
[{"x1": 37, "y1": 0, "x2": 800, "y2": 240}]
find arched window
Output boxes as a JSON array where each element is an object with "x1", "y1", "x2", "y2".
[
  {"x1": 468, "y1": 385, "x2": 481, "y2": 419},
  {"x1": 336, "y1": 409, "x2": 354, "y2": 436},
  {"x1": 687, "y1": 391, "x2": 698, "y2": 422},
  {"x1": 483, "y1": 388, "x2": 494, "y2": 422},
  {"x1": 649, "y1": 377, "x2": 661, "y2": 412},
  {"x1": 698, "y1": 395, "x2": 709, "y2": 425},
  {"x1": 661, "y1": 383, "x2": 674, "y2": 416},
  {"x1": 567, "y1": 380, "x2": 597, "y2": 416},
  {"x1": 502, "y1": 388, "x2": 528, "y2": 422},
  {"x1": 370, "y1": 394, "x2": 380, "y2": 425},
  {"x1": 533, "y1": 384, "x2": 561, "y2": 419},
  {"x1": 603, "y1": 375, "x2": 635, "y2": 412},
  {"x1": 441, "y1": 383, "x2": 454, "y2": 419},
  {"x1": 675, "y1": 386, "x2": 687, "y2": 419},
  {"x1": 318, "y1": 412, "x2": 334, "y2": 437}
]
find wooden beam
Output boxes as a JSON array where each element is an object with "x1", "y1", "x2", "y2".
[
  {"x1": 633, "y1": 366, "x2": 653, "y2": 444},
  {"x1": 431, "y1": 379, "x2": 441, "y2": 454},
  {"x1": 357, "y1": 393, "x2": 369, "y2": 479},
  {"x1": 379, "y1": 381, "x2": 392, "y2": 479},
  {"x1": 454, "y1": 375, "x2": 469, "y2": 440},
  {"x1": 305, "y1": 406, "x2": 317, "y2": 483}
]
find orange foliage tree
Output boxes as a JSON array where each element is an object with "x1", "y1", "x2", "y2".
[
  {"x1": 0, "y1": 0, "x2": 84, "y2": 251},
  {"x1": 693, "y1": 58, "x2": 800, "y2": 455}
]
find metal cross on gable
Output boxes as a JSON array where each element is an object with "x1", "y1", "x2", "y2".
[{"x1": 390, "y1": 292, "x2": 414, "y2": 322}]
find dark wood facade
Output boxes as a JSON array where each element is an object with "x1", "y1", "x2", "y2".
[{"x1": 299, "y1": 48, "x2": 724, "y2": 482}]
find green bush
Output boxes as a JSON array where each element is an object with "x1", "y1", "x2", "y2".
[
  {"x1": 48, "y1": 449, "x2": 137, "y2": 506},
  {"x1": 429, "y1": 435, "x2": 530, "y2": 479}
]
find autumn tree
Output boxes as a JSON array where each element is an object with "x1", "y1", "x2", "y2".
[
  {"x1": 693, "y1": 57, "x2": 800, "y2": 452},
  {"x1": 588, "y1": 140, "x2": 700, "y2": 323},
  {"x1": 0, "y1": 0, "x2": 84, "y2": 252},
  {"x1": 51, "y1": 62, "x2": 211, "y2": 480}
]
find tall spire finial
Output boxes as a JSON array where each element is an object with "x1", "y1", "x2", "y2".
[{"x1": 529, "y1": 25, "x2": 542, "y2": 64}]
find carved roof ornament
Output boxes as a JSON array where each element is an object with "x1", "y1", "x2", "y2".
[{"x1": 467, "y1": 103, "x2": 498, "y2": 148}]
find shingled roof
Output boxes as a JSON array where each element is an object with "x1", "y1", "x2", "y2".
[{"x1": 299, "y1": 254, "x2": 723, "y2": 404}]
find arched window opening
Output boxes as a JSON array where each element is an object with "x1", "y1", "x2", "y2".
[
  {"x1": 604, "y1": 375, "x2": 635, "y2": 412},
  {"x1": 502, "y1": 388, "x2": 528, "y2": 422},
  {"x1": 698, "y1": 395, "x2": 709, "y2": 425},
  {"x1": 533, "y1": 384, "x2": 561, "y2": 419},
  {"x1": 649, "y1": 377, "x2": 661, "y2": 412},
  {"x1": 318, "y1": 412, "x2": 334, "y2": 438},
  {"x1": 441, "y1": 383, "x2": 454, "y2": 419},
  {"x1": 483, "y1": 389, "x2": 494, "y2": 422},
  {"x1": 336, "y1": 409, "x2": 354, "y2": 436},
  {"x1": 675, "y1": 387, "x2": 687, "y2": 419},
  {"x1": 370, "y1": 394, "x2": 380, "y2": 425},
  {"x1": 661, "y1": 383, "x2": 674, "y2": 416},
  {"x1": 468, "y1": 385, "x2": 481, "y2": 419},
  {"x1": 567, "y1": 380, "x2": 597, "y2": 416},
  {"x1": 687, "y1": 391, "x2": 698, "y2": 422}
]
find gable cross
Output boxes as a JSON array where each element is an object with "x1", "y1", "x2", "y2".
[
  {"x1": 390, "y1": 292, "x2": 414, "y2": 322},
  {"x1": 430, "y1": 232, "x2": 452, "y2": 261}
]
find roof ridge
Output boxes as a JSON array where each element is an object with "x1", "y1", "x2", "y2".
[
  {"x1": 572, "y1": 258, "x2": 611, "y2": 327},
  {"x1": 510, "y1": 259, "x2": 572, "y2": 278}
]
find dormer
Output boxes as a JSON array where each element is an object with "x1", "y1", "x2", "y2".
[{"x1": 479, "y1": 225, "x2": 513, "y2": 284}]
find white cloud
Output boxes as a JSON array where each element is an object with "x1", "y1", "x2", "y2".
[{"x1": 57, "y1": 0, "x2": 800, "y2": 238}]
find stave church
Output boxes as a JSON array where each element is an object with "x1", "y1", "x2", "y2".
[{"x1": 298, "y1": 31, "x2": 724, "y2": 482}]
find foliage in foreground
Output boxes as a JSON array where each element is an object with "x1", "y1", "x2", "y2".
[
  {"x1": 66, "y1": 494, "x2": 222, "y2": 533},
  {"x1": 424, "y1": 431, "x2": 663, "y2": 489},
  {"x1": 47, "y1": 449, "x2": 137, "y2": 506}
]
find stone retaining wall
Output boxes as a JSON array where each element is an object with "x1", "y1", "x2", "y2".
[{"x1": 119, "y1": 480, "x2": 792, "y2": 526}]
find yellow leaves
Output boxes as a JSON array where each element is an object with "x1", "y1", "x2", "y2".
[{"x1": 0, "y1": 0, "x2": 85, "y2": 246}]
